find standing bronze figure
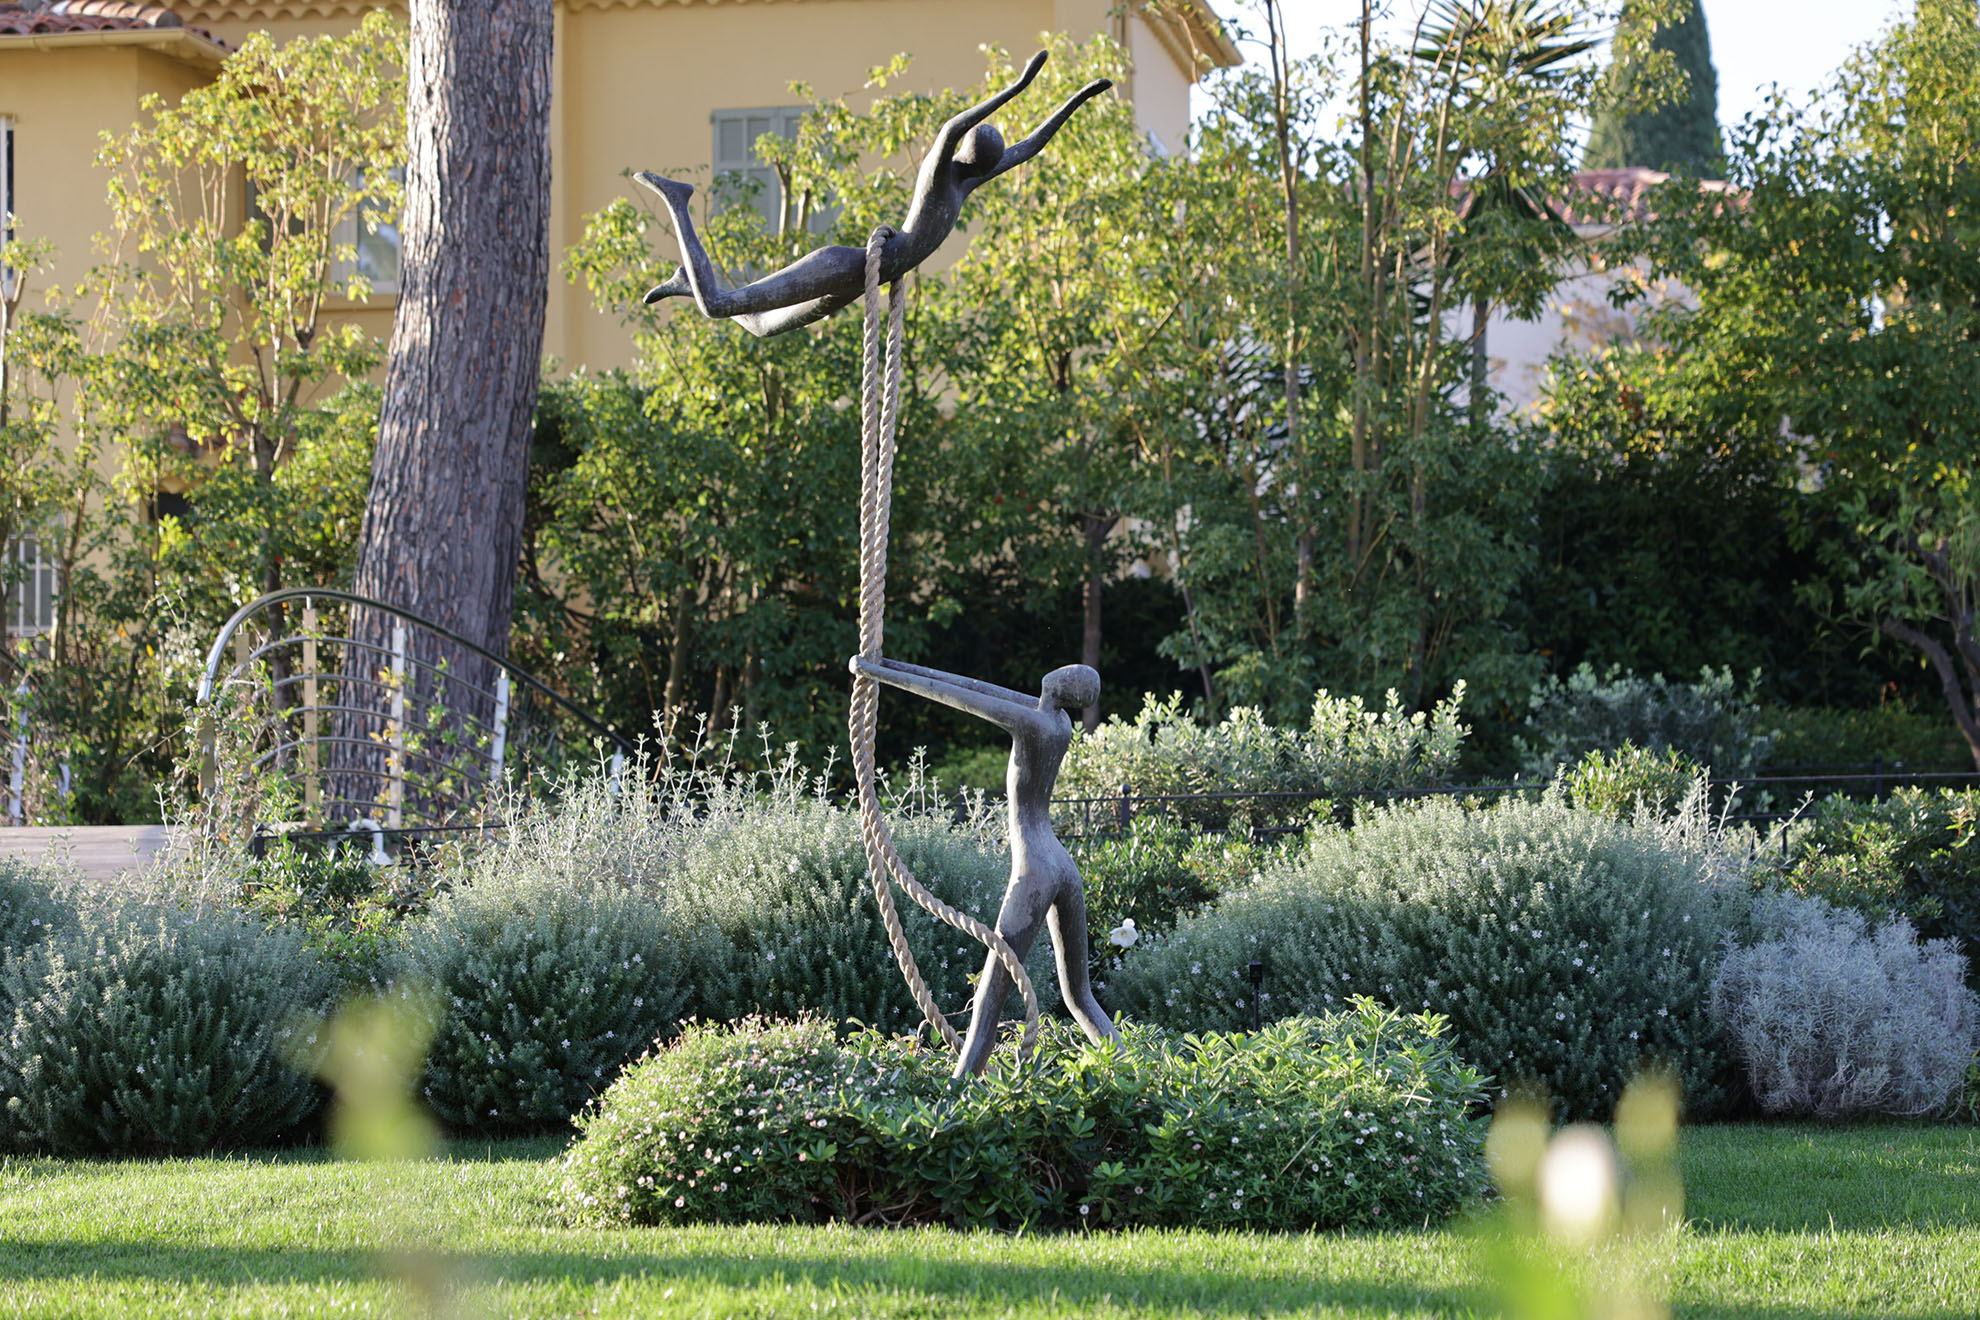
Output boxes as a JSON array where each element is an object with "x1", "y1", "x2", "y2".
[
  {"x1": 850, "y1": 657, "x2": 1117, "y2": 1075},
  {"x1": 636, "y1": 50, "x2": 1110, "y2": 337}
]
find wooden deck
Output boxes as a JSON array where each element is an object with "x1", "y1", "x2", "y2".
[{"x1": 0, "y1": 825, "x2": 176, "y2": 880}]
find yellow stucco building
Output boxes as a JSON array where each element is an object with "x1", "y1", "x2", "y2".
[
  {"x1": 3, "y1": 0, "x2": 1236, "y2": 376},
  {"x1": 0, "y1": 0, "x2": 1233, "y2": 636}
]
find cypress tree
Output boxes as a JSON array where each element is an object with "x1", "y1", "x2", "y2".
[{"x1": 1584, "y1": 0, "x2": 1725, "y2": 175}]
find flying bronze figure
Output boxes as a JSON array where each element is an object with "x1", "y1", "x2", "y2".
[{"x1": 635, "y1": 50, "x2": 1111, "y2": 338}]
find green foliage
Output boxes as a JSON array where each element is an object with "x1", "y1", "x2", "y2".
[
  {"x1": 1754, "y1": 788, "x2": 1980, "y2": 989},
  {"x1": 555, "y1": 1005, "x2": 1489, "y2": 1231},
  {"x1": 1563, "y1": 742, "x2": 1703, "y2": 818},
  {"x1": 390, "y1": 866, "x2": 699, "y2": 1136},
  {"x1": 1583, "y1": 0, "x2": 1724, "y2": 174},
  {"x1": 0, "y1": 896, "x2": 332, "y2": 1155},
  {"x1": 1763, "y1": 702, "x2": 1975, "y2": 769},
  {"x1": 1073, "y1": 817, "x2": 1285, "y2": 966},
  {"x1": 231, "y1": 841, "x2": 416, "y2": 982},
  {"x1": 1059, "y1": 686, "x2": 1467, "y2": 830},
  {"x1": 1612, "y1": 4, "x2": 1980, "y2": 771},
  {"x1": 1710, "y1": 891, "x2": 1979, "y2": 1119},
  {"x1": 668, "y1": 799, "x2": 1061, "y2": 1031},
  {"x1": 1518, "y1": 662, "x2": 1771, "y2": 779},
  {"x1": 0, "y1": 859, "x2": 66, "y2": 957},
  {"x1": 1107, "y1": 796, "x2": 1734, "y2": 1119}
]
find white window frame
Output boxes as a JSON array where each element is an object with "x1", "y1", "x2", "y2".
[
  {"x1": 710, "y1": 106, "x2": 834, "y2": 236},
  {"x1": 331, "y1": 166, "x2": 403, "y2": 298},
  {"x1": 4, "y1": 527, "x2": 57, "y2": 640}
]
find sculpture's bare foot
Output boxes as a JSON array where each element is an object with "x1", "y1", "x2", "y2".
[
  {"x1": 634, "y1": 171, "x2": 695, "y2": 210},
  {"x1": 641, "y1": 266, "x2": 691, "y2": 304}
]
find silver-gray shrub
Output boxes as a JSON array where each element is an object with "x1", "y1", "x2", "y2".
[
  {"x1": 0, "y1": 858, "x2": 68, "y2": 958},
  {"x1": 668, "y1": 798, "x2": 1063, "y2": 1032},
  {"x1": 0, "y1": 895, "x2": 333, "y2": 1155},
  {"x1": 1106, "y1": 796, "x2": 1735, "y2": 1118},
  {"x1": 1710, "y1": 891, "x2": 1979, "y2": 1119},
  {"x1": 391, "y1": 865, "x2": 703, "y2": 1135},
  {"x1": 1519, "y1": 664, "x2": 1773, "y2": 780}
]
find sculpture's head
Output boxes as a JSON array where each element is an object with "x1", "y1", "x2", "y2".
[
  {"x1": 954, "y1": 122, "x2": 1006, "y2": 179},
  {"x1": 1039, "y1": 664, "x2": 1100, "y2": 712}
]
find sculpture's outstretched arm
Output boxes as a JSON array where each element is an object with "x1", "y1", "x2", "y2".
[
  {"x1": 870, "y1": 657, "x2": 1037, "y2": 708},
  {"x1": 850, "y1": 655, "x2": 1037, "y2": 734},
  {"x1": 971, "y1": 77, "x2": 1115, "y2": 190},
  {"x1": 932, "y1": 49, "x2": 1049, "y2": 161}
]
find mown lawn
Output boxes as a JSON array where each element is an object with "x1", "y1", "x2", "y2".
[{"x1": 0, "y1": 1124, "x2": 1974, "y2": 1318}]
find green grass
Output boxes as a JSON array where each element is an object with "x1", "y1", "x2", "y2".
[{"x1": 0, "y1": 1125, "x2": 1974, "y2": 1318}]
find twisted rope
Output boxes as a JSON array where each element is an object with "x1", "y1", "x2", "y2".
[{"x1": 849, "y1": 225, "x2": 1041, "y2": 1058}]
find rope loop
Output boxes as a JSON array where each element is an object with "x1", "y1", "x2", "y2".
[{"x1": 849, "y1": 225, "x2": 1041, "y2": 1062}]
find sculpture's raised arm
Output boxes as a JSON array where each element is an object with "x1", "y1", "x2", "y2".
[
  {"x1": 971, "y1": 76, "x2": 1115, "y2": 189},
  {"x1": 849, "y1": 655, "x2": 1037, "y2": 733},
  {"x1": 932, "y1": 49, "x2": 1049, "y2": 161}
]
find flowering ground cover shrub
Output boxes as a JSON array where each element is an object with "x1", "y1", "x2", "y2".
[
  {"x1": 391, "y1": 866, "x2": 708, "y2": 1135},
  {"x1": 1059, "y1": 687, "x2": 1466, "y2": 831},
  {"x1": 555, "y1": 1003, "x2": 1488, "y2": 1232},
  {"x1": 0, "y1": 895, "x2": 333, "y2": 1155},
  {"x1": 1755, "y1": 788, "x2": 1980, "y2": 990},
  {"x1": 1107, "y1": 796, "x2": 1736, "y2": 1119},
  {"x1": 1519, "y1": 664, "x2": 1772, "y2": 780},
  {"x1": 1710, "y1": 892, "x2": 1979, "y2": 1119},
  {"x1": 667, "y1": 799, "x2": 1062, "y2": 1031}
]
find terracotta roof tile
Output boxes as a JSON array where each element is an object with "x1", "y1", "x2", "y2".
[{"x1": 0, "y1": 0, "x2": 230, "y2": 42}]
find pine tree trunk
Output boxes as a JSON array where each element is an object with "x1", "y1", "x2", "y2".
[{"x1": 336, "y1": 0, "x2": 551, "y2": 824}]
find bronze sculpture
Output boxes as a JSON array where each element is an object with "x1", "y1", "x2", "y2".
[
  {"x1": 636, "y1": 50, "x2": 1110, "y2": 337},
  {"x1": 850, "y1": 656, "x2": 1117, "y2": 1075}
]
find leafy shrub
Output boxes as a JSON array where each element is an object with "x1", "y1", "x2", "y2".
[
  {"x1": 1564, "y1": 743, "x2": 1704, "y2": 818},
  {"x1": 1710, "y1": 892, "x2": 1979, "y2": 1119},
  {"x1": 1756, "y1": 788, "x2": 1980, "y2": 989},
  {"x1": 555, "y1": 1003, "x2": 1489, "y2": 1231},
  {"x1": 1107, "y1": 797, "x2": 1734, "y2": 1119},
  {"x1": 391, "y1": 866, "x2": 704, "y2": 1135},
  {"x1": 1763, "y1": 701, "x2": 1974, "y2": 769},
  {"x1": 0, "y1": 897, "x2": 332, "y2": 1155},
  {"x1": 1519, "y1": 663, "x2": 1772, "y2": 780},
  {"x1": 236, "y1": 841, "x2": 421, "y2": 981},
  {"x1": 1074, "y1": 817, "x2": 1286, "y2": 964},
  {"x1": 0, "y1": 858, "x2": 66, "y2": 955},
  {"x1": 1060, "y1": 686, "x2": 1467, "y2": 831},
  {"x1": 668, "y1": 799, "x2": 1062, "y2": 1031}
]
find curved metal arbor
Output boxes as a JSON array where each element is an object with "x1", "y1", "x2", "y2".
[{"x1": 197, "y1": 587, "x2": 635, "y2": 847}]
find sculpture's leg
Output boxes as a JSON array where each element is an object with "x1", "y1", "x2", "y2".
[
  {"x1": 1046, "y1": 884, "x2": 1118, "y2": 1044},
  {"x1": 641, "y1": 265, "x2": 691, "y2": 303},
  {"x1": 635, "y1": 173, "x2": 738, "y2": 318},
  {"x1": 954, "y1": 879, "x2": 1050, "y2": 1077}
]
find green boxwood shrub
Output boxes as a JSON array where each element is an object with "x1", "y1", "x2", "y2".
[
  {"x1": 555, "y1": 1003, "x2": 1488, "y2": 1232},
  {"x1": 668, "y1": 800, "x2": 1062, "y2": 1031},
  {"x1": 1564, "y1": 743, "x2": 1704, "y2": 818},
  {"x1": 1107, "y1": 797, "x2": 1735, "y2": 1119},
  {"x1": 391, "y1": 867, "x2": 706, "y2": 1135},
  {"x1": 1756, "y1": 788, "x2": 1980, "y2": 989},
  {"x1": 1763, "y1": 702, "x2": 1973, "y2": 769},
  {"x1": 1073, "y1": 817, "x2": 1286, "y2": 964},
  {"x1": 1711, "y1": 892, "x2": 1979, "y2": 1119},
  {"x1": 1519, "y1": 663, "x2": 1772, "y2": 780},
  {"x1": 0, "y1": 897, "x2": 333, "y2": 1155}
]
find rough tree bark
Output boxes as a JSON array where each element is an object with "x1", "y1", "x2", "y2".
[{"x1": 337, "y1": 0, "x2": 552, "y2": 820}]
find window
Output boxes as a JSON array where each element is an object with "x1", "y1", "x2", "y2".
[
  {"x1": 2, "y1": 115, "x2": 20, "y2": 310},
  {"x1": 4, "y1": 528, "x2": 56, "y2": 640},
  {"x1": 334, "y1": 167, "x2": 402, "y2": 295},
  {"x1": 710, "y1": 107, "x2": 832, "y2": 235}
]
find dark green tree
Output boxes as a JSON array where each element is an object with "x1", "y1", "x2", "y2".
[{"x1": 1583, "y1": 0, "x2": 1724, "y2": 175}]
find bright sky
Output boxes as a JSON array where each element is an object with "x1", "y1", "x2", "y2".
[{"x1": 1202, "y1": 1, "x2": 1913, "y2": 135}]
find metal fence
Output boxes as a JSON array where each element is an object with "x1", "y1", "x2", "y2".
[{"x1": 198, "y1": 587, "x2": 637, "y2": 856}]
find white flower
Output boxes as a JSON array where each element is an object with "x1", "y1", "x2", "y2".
[{"x1": 1107, "y1": 919, "x2": 1140, "y2": 949}]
